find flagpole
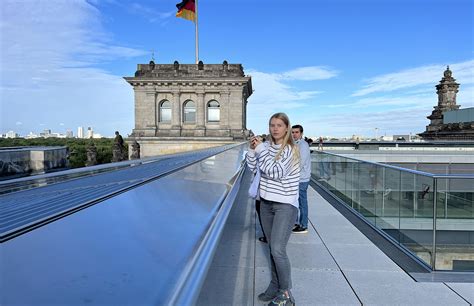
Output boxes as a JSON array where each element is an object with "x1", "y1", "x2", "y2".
[{"x1": 195, "y1": 0, "x2": 199, "y2": 64}]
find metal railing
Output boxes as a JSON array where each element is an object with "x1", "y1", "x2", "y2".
[{"x1": 312, "y1": 151, "x2": 474, "y2": 271}]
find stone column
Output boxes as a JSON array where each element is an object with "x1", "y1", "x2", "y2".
[
  {"x1": 220, "y1": 90, "x2": 231, "y2": 136},
  {"x1": 195, "y1": 92, "x2": 205, "y2": 136},
  {"x1": 142, "y1": 91, "x2": 157, "y2": 136},
  {"x1": 170, "y1": 91, "x2": 181, "y2": 137},
  {"x1": 229, "y1": 89, "x2": 244, "y2": 139}
]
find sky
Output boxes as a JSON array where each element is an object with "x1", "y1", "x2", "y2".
[{"x1": 1, "y1": 0, "x2": 473, "y2": 138}]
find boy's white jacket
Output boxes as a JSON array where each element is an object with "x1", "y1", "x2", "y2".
[{"x1": 295, "y1": 139, "x2": 311, "y2": 182}]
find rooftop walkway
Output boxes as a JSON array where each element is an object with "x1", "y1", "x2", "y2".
[{"x1": 198, "y1": 169, "x2": 474, "y2": 305}]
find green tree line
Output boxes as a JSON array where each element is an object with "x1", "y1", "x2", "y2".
[{"x1": 0, "y1": 138, "x2": 128, "y2": 168}]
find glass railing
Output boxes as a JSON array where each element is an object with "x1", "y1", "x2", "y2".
[{"x1": 312, "y1": 151, "x2": 474, "y2": 271}]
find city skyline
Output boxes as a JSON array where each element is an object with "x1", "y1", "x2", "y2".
[
  {"x1": 1, "y1": 0, "x2": 473, "y2": 138},
  {"x1": 1, "y1": 125, "x2": 105, "y2": 139}
]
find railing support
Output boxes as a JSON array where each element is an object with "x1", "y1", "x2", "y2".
[{"x1": 431, "y1": 178, "x2": 438, "y2": 269}]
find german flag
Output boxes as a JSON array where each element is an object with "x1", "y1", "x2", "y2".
[{"x1": 176, "y1": 0, "x2": 196, "y2": 22}]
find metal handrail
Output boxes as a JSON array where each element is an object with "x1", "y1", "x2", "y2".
[{"x1": 167, "y1": 159, "x2": 246, "y2": 305}]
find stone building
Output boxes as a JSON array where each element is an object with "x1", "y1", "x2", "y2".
[
  {"x1": 419, "y1": 67, "x2": 474, "y2": 140},
  {"x1": 124, "y1": 60, "x2": 253, "y2": 156}
]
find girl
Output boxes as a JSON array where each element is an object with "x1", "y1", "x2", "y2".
[{"x1": 246, "y1": 112, "x2": 300, "y2": 306}]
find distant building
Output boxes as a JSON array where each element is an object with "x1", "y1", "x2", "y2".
[
  {"x1": 66, "y1": 130, "x2": 73, "y2": 138},
  {"x1": 86, "y1": 127, "x2": 93, "y2": 139},
  {"x1": 6, "y1": 130, "x2": 19, "y2": 138},
  {"x1": 124, "y1": 60, "x2": 253, "y2": 157},
  {"x1": 25, "y1": 132, "x2": 38, "y2": 139},
  {"x1": 419, "y1": 67, "x2": 474, "y2": 140},
  {"x1": 77, "y1": 126, "x2": 84, "y2": 139},
  {"x1": 40, "y1": 129, "x2": 52, "y2": 138}
]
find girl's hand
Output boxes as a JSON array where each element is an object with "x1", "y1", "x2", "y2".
[{"x1": 250, "y1": 136, "x2": 262, "y2": 149}]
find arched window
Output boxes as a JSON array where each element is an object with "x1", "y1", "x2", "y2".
[
  {"x1": 207, "y1": 100, "x2": 220, "y2": 122},
  {"x1": 160, "y1": 100, "x2": 171, "y2": 123},
  {"x1": 183, "y1": 100, "x2": 196, "y2": 123}
]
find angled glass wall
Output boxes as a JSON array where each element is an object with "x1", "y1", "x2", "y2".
[{"x1": 312, "y1": 151, "x2": 474, "y2": 271}]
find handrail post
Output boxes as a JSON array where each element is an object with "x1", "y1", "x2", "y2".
[{"x1": 431, "y1": 178, "x2": 438, "y2": 269}]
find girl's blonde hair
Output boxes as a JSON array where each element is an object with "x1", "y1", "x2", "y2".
[{"x1": 268, "y1": 112, "x2": 300, "y2": 161}]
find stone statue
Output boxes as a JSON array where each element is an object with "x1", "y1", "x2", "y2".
[
  {"x1": 130, "y1": 140, "x2": 140, "y2": 160},
  {"x1": 86, "y1": 142, "x2": 98, "y2": 166},
  {"x1": 112, "y1": 131, "x2": 127, "y2": 162}
]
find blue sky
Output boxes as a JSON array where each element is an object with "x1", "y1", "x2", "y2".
[{"x1": 1, "y1": 0, "x2": 473, "y2": 138}]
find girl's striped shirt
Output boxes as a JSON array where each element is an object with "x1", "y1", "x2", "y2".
[{"x1": 246, "y1": 142, "x2": 300, "y2": 208}]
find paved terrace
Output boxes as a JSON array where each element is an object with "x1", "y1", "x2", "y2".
[{"x1": 198, "y1": 170, "x2": 474, "y2": 305}]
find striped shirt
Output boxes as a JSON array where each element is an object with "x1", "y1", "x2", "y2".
[{"x1": 246, "y1": 142, "x2": 300, "y2": 208}]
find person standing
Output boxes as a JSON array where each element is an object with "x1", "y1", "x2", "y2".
[
  {"x1": 318, "y1": 136, "x2": 324, "y2": 150},
  {"x1": 246, "y1": 113, "x2": 300, "y2": 306},
  {"x1": 291, "y1": 125, "x2": 311, "y2": 234}
]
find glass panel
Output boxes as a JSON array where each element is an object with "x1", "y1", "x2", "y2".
[
  {"x1": 399, "y1": 173, "x2": 434, "y2": 268},
  {"x1": 435, "y1": 177, "x2": 474, "y2": 271},
  {"x1": 208, "y1": 108, "x2": 220, "y2": 122},
  {"x1": 161, "y1": 109, "x2": 171, "y2": 122},
  {"x1": 351, "y1": 161, "x2": 362, "y2": 211},
  {"x1": 160, "y1": 101, "x2": 171, "y2": 123},
  {"x1": 312, "y1": 152, "x2": 329, "y2": 190},
  {"x1": 356, "y1": 162, "x2": 376, "y2": 225},
  {"x1": 208, "y1": 100, "x2": 219, "y2": 107},
  {"x1": 326, "y1": 155, "x2": 337, "y2": 194},
  {"x1": 375, "y1": 167, "x2": 401, "y2": 242},
  {"x1": 340, "y1": 159, "x2": 351, "y2": 201},
  {"x1": 333, "y1": 156, "x2": 345, "y2": 200},
  {"x1": 184, "y1": 101, "x2": 196, "y2": 123},
  {"x1": 310, "y1": 152, "x2": 474, "y2": 271}
]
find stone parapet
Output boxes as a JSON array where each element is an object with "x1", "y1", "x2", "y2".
[
  {"x1": 126, "y1": 137, "x2": 239, "y2": 157},
  {"x1": 132, "y1": 61, "x2": 245, "y2": 79},
  {"x1": 0, "y1": 146, "x2": 69, "y2": 178}
]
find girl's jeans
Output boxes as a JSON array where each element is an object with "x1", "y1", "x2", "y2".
[{"x1": 260, "y1": 198, "x2": 298, "y2": 291}]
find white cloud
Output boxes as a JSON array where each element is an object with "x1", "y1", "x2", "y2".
[
  {"x1": 128, "y1": 3, "x2": 174, "y2": 23},
  {"x1": 245, "y1": 67, "x2": 337, "y2": 135},
  {"x1": 0, "y1": 0, "x2": 146, "y2": 136},
  {"x1": 327, "y1": 93, "x2": 435, "y2": 109},
  {"x1": 352, "y1": 59, "x2": 474, "y2": 97},
  {"x1": 281, "y1": 66, "x2": 339, "y2": 81},
  {"x1": 457, "y1": 85, "x2": 474, "y2": 108},
  {"x1": 305, "y1": 107, "x2": 431, "y2": 138},
  {"x1": 246, "y1": 69, "x2": 325, "y2": 111}
]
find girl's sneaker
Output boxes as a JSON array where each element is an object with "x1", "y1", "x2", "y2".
[
  {"x1": 268, "y1": 290, "x2": 295, "y2": 306},
  {"x1": 258, "y1": 291, "x2": 277, "y2": 302}
]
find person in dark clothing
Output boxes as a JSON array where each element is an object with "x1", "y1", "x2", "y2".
[
  {"x1": 256, "y1": 199, "x2": 267, "y2": 243},
  {"x1": 256, "y1": 134, "x2": 268, "y2": 243},
  {"x1": 114, "y1": 131, "x2": 124, "y2": 147}
]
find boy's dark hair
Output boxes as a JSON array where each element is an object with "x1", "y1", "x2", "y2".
[{"x1": 292, "y1": 124, "x2": 303, "y2": 133}]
